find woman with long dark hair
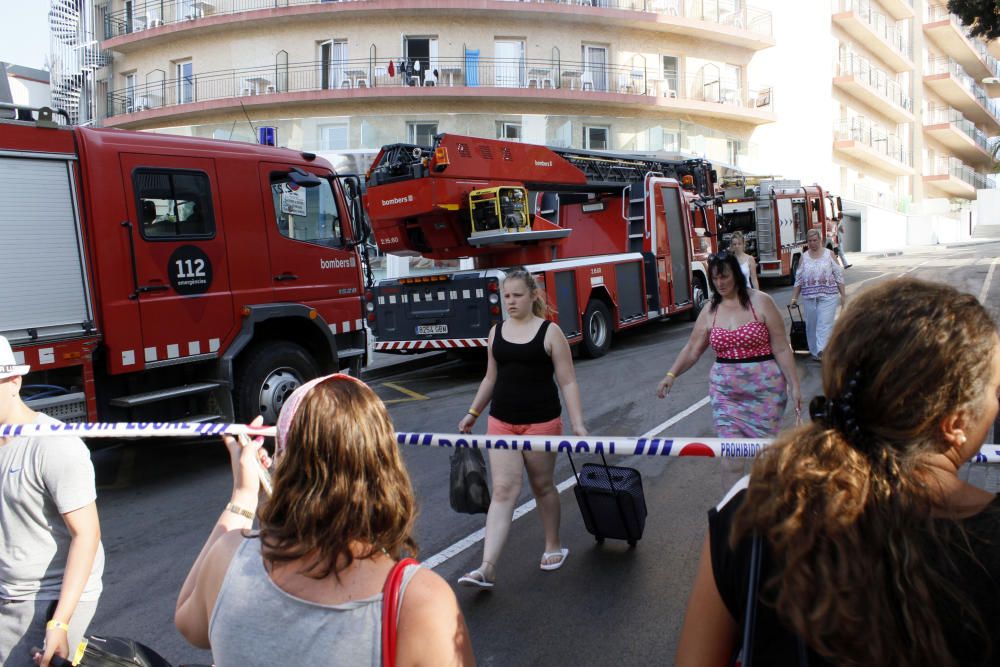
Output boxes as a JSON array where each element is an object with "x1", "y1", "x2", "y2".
[
  {"x1": 657, "y1": 251, "x2": 800, "y2": 438},
  {"x1": 175, "y1": 374, "x2": 474, "y2": 666},
  {"x1": 677, "y1": 278, "x2": 1000, "y2": 666}
]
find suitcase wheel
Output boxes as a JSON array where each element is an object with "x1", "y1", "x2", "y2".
[
  {"x1": 628, "y1": 539, "x2": 637, "y2": 548},
  {"x1": 595, "y1": 536, "x2": 605, "y2": 544}
]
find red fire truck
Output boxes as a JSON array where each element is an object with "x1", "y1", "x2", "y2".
[
  {"x1": 719, "y1": 179, "x2": 843, "y2": 284},
  {"x1": 1, "y1": 104, "x2": 371, "y2": 425},
  {"x1": 362, "y1": 134, "x2": 720, "y2": 358}
]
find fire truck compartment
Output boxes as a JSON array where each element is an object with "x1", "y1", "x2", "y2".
[
  {"x1": 371, "y1": 272, "x2": 497, "y2": 342},
  {"x1": 0, "y1": 155, "x2": 95, "y2": 344}
]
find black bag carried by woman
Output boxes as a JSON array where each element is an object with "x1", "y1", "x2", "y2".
[{"x1": 449, "y1": 448, "x2": 491, "y2": 514}]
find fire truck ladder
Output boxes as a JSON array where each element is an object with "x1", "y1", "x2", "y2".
[
  {"x1": 549, "y1": 147, "x2": 703, "y2": 193},
  {"x1": 623, "y1": 175, "x2": 661, "y2": 254},
  {"x1": 754, "y1": 188, "x2": 776, "y2": 260}
]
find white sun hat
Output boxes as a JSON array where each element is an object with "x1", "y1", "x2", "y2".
[{"x1": 0, "y1": 335, "x2": 30, "y2": 380}]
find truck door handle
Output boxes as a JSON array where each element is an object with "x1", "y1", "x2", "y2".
[
  {"x1": 273, "y1": 273, "x2": 299, "y2": 282},
  {"x1": 136, "y1": 284, "x2": 169, "y2": 294}
]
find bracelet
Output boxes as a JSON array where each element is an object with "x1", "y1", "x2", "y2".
[
  {"x1": 467, "y1": 407, "x2": 480, "y2": 418},
  {"x1": 46, "y1": 620, "x2": 70, "y2": 633},
  {"x1": 225, "y1": 502, "x2": 255, "y2": 520},
  {"x1": 666, "y1": 371, "x2": 676, "y2": 379}
]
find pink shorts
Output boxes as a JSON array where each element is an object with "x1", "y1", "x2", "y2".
[{"x1": 487, "y1": 415, "x2": 563, "y2": 436}]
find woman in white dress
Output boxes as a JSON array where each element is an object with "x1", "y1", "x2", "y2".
[{"x1": 728, "y1": 231, "x2": 759, "y2": 290}]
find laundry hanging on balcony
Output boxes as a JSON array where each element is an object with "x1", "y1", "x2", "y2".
[
  {"x1": 388, "y1": 60, "x2": 395, "y2": 77},
  {"x1": 465, "y1": 49, "x2": 480, "y2": 87}
]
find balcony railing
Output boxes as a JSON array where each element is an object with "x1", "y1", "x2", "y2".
[
  {"x1": 104, "y1": 56, "x2": 775, "y2": 118},
  {"x1": 927, "y1": 156, "x2": 995, "y2": 189},
  {"x1": 925, "y1": 105, "x2": 992, "y2": 153},
  {"x1": 926, "y1": 55, "x2": 1000, "y2": 120},
  {"x1": 837, "y1": 51, "x2": 912, "y2": 111},
  {"x1": 834, "y1": 0, "x2": 912, "y2": 60},
  {"x1": 924, "y1": 3, "x2": 1000, "y2": 79},
  {"x1": 104, "y1": 0, "x2": 774, "y2": 39},
  {"x1": 835, "y1": 117, "x2": 912, "y2": 166}
]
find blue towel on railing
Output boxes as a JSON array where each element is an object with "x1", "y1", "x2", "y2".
[{"x1": 465, "y1": 49, "x2": 480, "y2": 87}]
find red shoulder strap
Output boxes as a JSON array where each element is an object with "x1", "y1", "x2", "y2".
[{"x1": 381, "y1": 557, "x2": 420, "y2": 667}]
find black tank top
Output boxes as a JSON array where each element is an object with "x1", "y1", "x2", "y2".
[{"x1": 489, "y1": 320, "x2": 562, "y2": 424}]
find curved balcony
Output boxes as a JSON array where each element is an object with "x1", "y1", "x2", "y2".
[
  {"x1": 832, "y1": 0, "x2": 913, "y2": 72},
  {"x1": 923, "y1": 4, "x2": 1000, "y2": 84},
  {"x1": 834, "y1": 52, "x2": 913, "y2": 123},
  {"x1": 924, "y1": 56, "x2": 1000, "y2": 132},
  {"x1": 102, "y1": 57, "x2": 776, "y2": 127},
  {"x1": 923, "y1": 156, "x2": 994, "y2": 199},
  {"x1": 923, "y1": 106, "x2": 994, "y2": 165},
  {"x1": 833, "y1": 118, "x2": 913, "y2": 175},
  {"x1": 102, "y1": 0, "x2": 775, "y2": 52}
]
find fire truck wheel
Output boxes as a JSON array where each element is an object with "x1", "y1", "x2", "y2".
[
  {"x1": 582, "y1": 300, "x2": 612, "y2": 359},
  {"x1": 785, "y1": 255, "x2": 800, "y2": 286},
  {"x1": 235, "y1": 342, "x2": 320, "y2": 424},
  {"x1": 690, "y1": 275, "x2": 708, "y2": 322}
]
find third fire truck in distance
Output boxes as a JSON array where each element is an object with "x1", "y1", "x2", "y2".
[
  {"x1": 361, "y1": 133, "x2": 720, "y2": 358},
  {"x1": 719, "y1": 179, "x2": 844, "y2": 284}
]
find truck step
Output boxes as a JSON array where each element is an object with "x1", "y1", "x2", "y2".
[
  {"x1": 338, "y1": 347, "x2": 365, "y2": 358},
  {"x1": 178, "y1": 414, "x2": 224, "y2": 424},
  {"x1": 109, "y1": 382, "x2": 222, "y2": 408}
]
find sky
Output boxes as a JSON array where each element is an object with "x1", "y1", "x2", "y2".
[{"x1": 1, "y1": 3, "x2": 51, "y2": 70}]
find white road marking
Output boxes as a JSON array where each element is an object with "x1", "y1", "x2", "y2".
[
  {"x1": 980, "y1": 257, "x2": 999, "y2": 305},
  {"x1": 423, "y1": 397, "x2": 711, "y2": 571}
]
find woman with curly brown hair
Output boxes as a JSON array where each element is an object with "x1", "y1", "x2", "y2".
[
  {"x1": 175, "y1": 374, "x2": 474, "y2": 666},
  {"x1": 677, "y1": 278, "x2": 1000, "y2": 667}
]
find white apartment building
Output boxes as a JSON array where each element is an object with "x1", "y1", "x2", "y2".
[{"x1": 53, "y1": 0, "x2": 998, "y2": 252}]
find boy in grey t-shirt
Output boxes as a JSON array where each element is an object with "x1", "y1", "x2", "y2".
[{"x1": 0, "y1": 336, "x2": 104, "y2": 667}]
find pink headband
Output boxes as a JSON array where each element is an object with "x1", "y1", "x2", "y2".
[{"x1": 274, "y1": 372, "x2": 366, "y2": 455}]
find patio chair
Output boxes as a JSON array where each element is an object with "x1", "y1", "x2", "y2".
[{"x1": 581, "y1": 71, "x2": 595, "y2": 91}]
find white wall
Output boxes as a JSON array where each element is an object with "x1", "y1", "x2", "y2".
[
  {"x1": 8, "y1": 75, "x2": 50, "y2": 108},
  {"x1": 975, "y1": 189, "x2": 1000, "y2": 227},
  {"x1": 859, "y1": 205, "x2": 907, "y2": 252}
]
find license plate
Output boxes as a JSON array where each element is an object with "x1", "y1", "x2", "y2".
[{"x1": 416, "y1": 324, "x2": 448, "y2": 335}]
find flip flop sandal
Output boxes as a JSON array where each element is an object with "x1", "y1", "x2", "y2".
[
  {"x1": 457, "y1": 568, "x2": 495, "y2": 589},
  {"x1": 540, "y1": 547, "x2": 569, "y2": 571}
]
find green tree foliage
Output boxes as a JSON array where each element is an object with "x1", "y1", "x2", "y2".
[{"x1": 948, "y1": 0, "x2": 1000, "y2": 40}]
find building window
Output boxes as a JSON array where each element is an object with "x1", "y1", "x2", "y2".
[
  {"x1": 320, "y1": 40, "x2": 348, "y2": 90},
  {"x1": 584, "y1": 126, "x2": 610, "y2": 150},
  {"x1": 582, "y1": 44, "x2": 609, "y2": 91},
  {"x1": 134, "y1": 169, "x2": 215, "y2": 239},
  {"x1": 124, "y1": 72, "x2": 137, "y2": 112},
  {"x1": 404, "y1": 36, "x2": 439, "y2": 86},
  {"x1": 494, "y1": 40, "x2": 525, "y2": 88},
  {"x1": 407, "y1": 122, "x2": 438, "y2": 146},
  {"x1": 322, "y1": 124, "x2": 350, "y2": 150},
  {"x1": 662, "y1": 55, "x2": 679, "y2": 98},
  {"x1": 270, "y1": 173, "x2": 342, "y2": 248},
  {"x1": 175, "y1": 60, "x2": 194, "y2": 104},
  {"x1": 497, "y1": 121, "x2": 522, "y2": 141},
  {"x1": 722, "y1": 63, "x2": 742, "y2": 104},
  {"x1": 727, "y1": 138, "x2": 741, "y2": 165}
]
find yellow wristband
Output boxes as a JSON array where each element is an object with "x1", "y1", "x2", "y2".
[
  {"x1": 226, "y1": 502, "x2": 255, "y2": 520},
  {"x1": 467, "y1": 407, "x2": 480, "y2": 418},
  {"x1": 46, "y1": 620, "x2": 70, "y2": 633},
  {"x1": 666, "y1": 371, "x2": 677, "y2": 379}
]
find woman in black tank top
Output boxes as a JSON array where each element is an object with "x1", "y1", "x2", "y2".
[{"x1": 456, "y1": 269, "x2": 587, "y2": 590}]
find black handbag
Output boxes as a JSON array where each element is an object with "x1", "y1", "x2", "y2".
[
  {"x1": 449, "y1": 448, "x2": 491, "y2": 514},
  {"x1": 45, "y1": 636, "x2": 177, "y2": 667}
]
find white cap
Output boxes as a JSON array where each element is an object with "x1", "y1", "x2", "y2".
[{"x1": 0, "y1": 336, "x2": 30, "y2": 380}]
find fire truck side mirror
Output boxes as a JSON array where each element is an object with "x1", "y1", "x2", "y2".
[
  {"x1": 836, "y1": 196, "x2": 844, "y2": 220},
  {"x1": 287, "y1": 167, "x2": 323, "y2": 188}
]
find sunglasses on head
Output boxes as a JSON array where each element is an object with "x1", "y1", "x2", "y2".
[{"x1": 708, "y1": 250, "x2": 731, "y2": 262}]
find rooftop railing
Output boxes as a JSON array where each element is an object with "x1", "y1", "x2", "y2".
[
  {"x1": 835, "y1": 117, "x2": 912, "y2": 166},
  {"x1": 103, "y1": 0, "x2": 774, "y2": 39},
  {"x1": 837, "y1": 51, "x2": 912, "y2": 111},
  {"x1": 834, "y1": 0, "x2": 912, "y2": 61},
  {"x1": 104, "y1": 55, "x2": 775, "y2": 118}
]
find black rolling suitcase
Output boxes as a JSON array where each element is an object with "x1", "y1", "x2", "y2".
[
  {"x1": 787, "y1": 303, "x2": 808, "y2": 354},
  {"x1": 567, "y1": 451, "x2": 646, "y2": 547}
]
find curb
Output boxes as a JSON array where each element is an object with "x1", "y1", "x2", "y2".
[{"x1": 362, "y1": 351, "x2": 451, "y2": 382}]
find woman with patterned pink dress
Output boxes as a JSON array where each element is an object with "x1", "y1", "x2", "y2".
[
  {"x1": 656, "y1": 251, "x2": 801, "y2": 438},
  {"x1": 790, "y1": 228, "x2": 846, "y2": 361}
]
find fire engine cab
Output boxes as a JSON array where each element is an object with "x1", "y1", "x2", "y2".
[
  {"x1": 362, "y1": 134, "x2": 720, "y2": 357},
  {"x1": 719, "y1": 179, "x2": 843, "y2": 284},
  {"x1": 0, "y1": 104, "x2": 370, "y2": 426}
]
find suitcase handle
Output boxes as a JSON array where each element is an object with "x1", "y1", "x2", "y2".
[{"x1": 787, "y1": 303, "x2": 804, "y2": 322}]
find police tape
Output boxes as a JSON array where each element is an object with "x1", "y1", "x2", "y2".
[{"x1": 4, "y1": 422, "x2": 1000, "y2": 463}]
